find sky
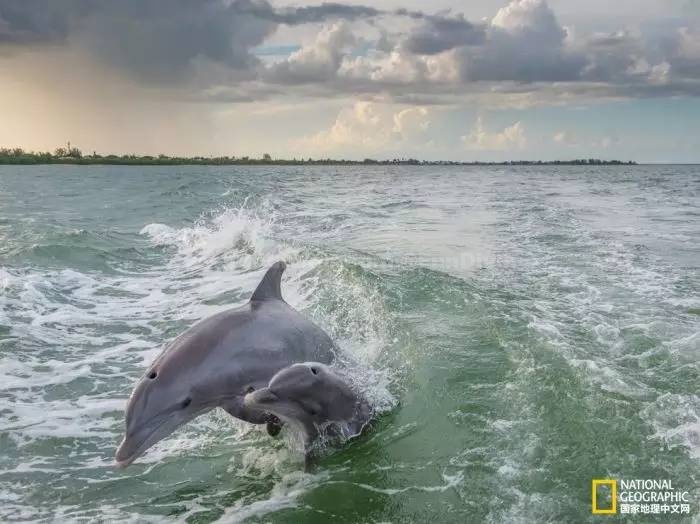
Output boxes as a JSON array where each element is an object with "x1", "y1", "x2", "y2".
[{"x1": 1, "y1": 0, "x2": 699, "y2": 162}]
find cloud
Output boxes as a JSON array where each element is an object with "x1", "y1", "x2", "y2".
[
  {"x1": 666, "y1": 27, "x2": 700, "y2": 79},
  {"x1": 392, "y1": 106, "x2": 430, "y2": 135},
  {"x1": 0, "y1": 0, "x2": 281, "y2": 81},
  {"x1": 0, "y1": 0, "x2": 391, "y2": 83},
  {"x1": 265, "y1": 22, "x2": 356, "y2": 84},
  {"x1": 295, "y1": 101, "x2": 430, "y2": 152},
  {"x1": 365, "y1": 0, "x2": 698, "y2": 100},
  {"x1": 0, "y1": 1, "x2": 453, "y2": 82},
  {"x1": 460, "y1": 0, "x2": 585, "y2": 82},
  {"x1": 258, "y1": 3, "x2": 381, "y2": 24},
  {"x1": 2, "y1": 0, "x2": 700, "y2": 102},
  {"x1": 490, "y1": 0, "x2": 562, "y2": 36},
  {"x1": 327, "y1": 0, "x2": 587, "y2": 91},
  {"x1": 0, "y1": 1, "x2": 72, "y2": 44},
  {"x1": 402, "y1": 15, "x2": 484, "y2": 55},
  {"x1": 339, "y1": 46, "x2": 462, "y2": 84},
  {"x1": 553, "y1": 131, "x2": 578, "y2": 146},
  {"x1": 462, "y1": 117, "x2": 526, "y2": 150}
]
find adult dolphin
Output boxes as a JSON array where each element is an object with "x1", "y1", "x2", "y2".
[{"x1": 115, "y1": 261, "x2": 336, "y2": 468}]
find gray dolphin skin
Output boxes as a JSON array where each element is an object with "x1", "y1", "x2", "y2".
[
  {"x1": 115, "y1": 261, "x2": 336, "y2": 468},
  {"x1": 243, "y1": 362, "x2": 372, "y2": 453}
]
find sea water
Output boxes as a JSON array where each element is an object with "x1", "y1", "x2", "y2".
[{"x1": 0, "y1": 165, "x2": 698, "y2": 522}]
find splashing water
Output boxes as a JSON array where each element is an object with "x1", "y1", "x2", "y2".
[{"x1": 0, "y1": 164, "x2": 698, "y2": 522}]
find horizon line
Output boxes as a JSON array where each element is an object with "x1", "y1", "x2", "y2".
[{"x1": 0, "y1": 146, "x2": 641, "y2": 166}]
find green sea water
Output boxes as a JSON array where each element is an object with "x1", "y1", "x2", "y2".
[{"x1": 0, "y1": 165, "x2": 698, "y2": 522}]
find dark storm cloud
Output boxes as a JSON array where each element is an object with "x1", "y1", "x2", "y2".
[
  {"x1": 0, "y1": 0, "x2": 76, "y2": 43},
  {"x1": 402, "y1": 15, "x2": 485, "y2": 55},
  {"x1": 0, "y1": 0, "x2": 462, "y2": 83},
  {"x1": 0, "y1": 0, "x2": 367, "y2": 44},
  {"x1": 0, "y1": 0, "x2": 391, "y2": 81},
  {"x1": 0, "y1": 0, "x2": 276, "y2": 79},
  {"x1": 82, "y1": 0, "x2": 278, "y2": 81},
  {"x1": 252, "y1": 2, "x2": 382, "y2": 24}
]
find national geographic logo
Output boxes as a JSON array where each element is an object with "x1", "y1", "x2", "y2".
[
  {"x1": 592, "y1": 479, "x2": 692, "y2": 516},
  {"x1": 592, "y1": 480, "x2": 617, "y2": 515}
]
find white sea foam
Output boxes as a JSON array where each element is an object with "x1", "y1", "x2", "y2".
[
  {"x1": 3, "y1": 167, "x2": 696, "y2": 522},
  {"x1": 641, "y1": 394, "x2": 700, "y2": 461},
  {"x1": 217, "y1": 470, "x2": 330, "y2": 523},
  {"x1": 139, "y1": 203, "x2": 280, "y2": 271},
  {"x1": 1, "y1": 199, "x2": 397, "y2": 522},
  {"x1": 475, "y1": 174, "x2": 700, "y2": 523}
]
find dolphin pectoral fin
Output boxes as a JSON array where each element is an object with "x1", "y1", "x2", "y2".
[{"x1": 250, "y1": 261, "x2": 286, "y2": 302}]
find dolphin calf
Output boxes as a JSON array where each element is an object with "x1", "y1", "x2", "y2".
[
  {"x1": 115, "y1": 261, "x2": 336, "y2": 468},
  {"x1": 244, "y1": 362, "x2": 372, "y2": 457}
]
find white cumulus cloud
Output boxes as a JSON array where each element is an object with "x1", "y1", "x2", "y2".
[
  {"x1": 294, "y1": 101, "x2": 431, "y2": 152},
  {"x1": 266, "y1": 22, "x2": 356, "y2": 84},
  {"x1": 462, "y1": 117, "x2": 526, "y2": 151}
]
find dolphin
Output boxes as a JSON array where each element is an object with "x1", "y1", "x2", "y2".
[
  {"x1": 243, "y1": 362, "x2": 372, "y2": 457},
  {"x1": 115, "y1": 261, "x2": 336, "y2": 468}
]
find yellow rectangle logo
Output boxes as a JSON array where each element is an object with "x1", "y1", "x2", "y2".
[{"x1": 592, "y1": 479, "x2": 617, "y2": 514}]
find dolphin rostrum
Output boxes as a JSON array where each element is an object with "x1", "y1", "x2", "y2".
[
  {"x1": 243, "y1": 362, "x2": 372, "y2": 457},
  {"x1": 115, "y1": 261, "x2": 336, "y2": 468}
]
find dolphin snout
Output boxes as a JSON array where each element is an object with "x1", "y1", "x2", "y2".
[
  {"x1": 115, "y1": 437, "x2": 138, "y2": 469},
  {"x1": 114, "y1": 416, "x2": 169, "y2": 469},
  {"x1": 244, "y1": 388, "x2": 278, "y2": 407}
]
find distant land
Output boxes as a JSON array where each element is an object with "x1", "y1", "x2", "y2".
[{"x1": 0, "y1": 145, "x2": 636, "y2": 166}]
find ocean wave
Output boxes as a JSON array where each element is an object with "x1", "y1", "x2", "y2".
[
  {"x1": 0, "y1": 197, "x2": 398, "y2": 521},
  {"x1": 139, "y1": 202, "x2": 280, "y2": 269},
  {"x1": 641, "y1": 393, "x2": 700, "y2": 461},
  {"x1": 2, "y1": 165, "x2": 697, "y2": 522}
]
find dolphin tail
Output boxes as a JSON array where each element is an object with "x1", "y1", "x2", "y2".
[{"x1": 250, "y1": 261, "x2": 286, "y2": 302}]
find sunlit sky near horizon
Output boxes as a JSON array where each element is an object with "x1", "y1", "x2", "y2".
[{"x1": 1, "y1": 0, "x2": 700, "y2": 162}]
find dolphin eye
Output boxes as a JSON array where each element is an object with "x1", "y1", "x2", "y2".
[
  {"x1": 310, "y1": 367, "x2": 318, "y2": 375},
  {"x1": 181, "y1": 397, "x2": 192, "y2": 409},
  {"x1": 147, "y1": 371, "x2": 157, "y2": 379},
  {"x1": 245, "y1": 386, "x2": 255, "y2": 394}
]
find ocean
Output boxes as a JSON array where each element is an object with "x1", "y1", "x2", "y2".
[{"x1": 0, "y1": 164, "x2": 698, "y2": 522}]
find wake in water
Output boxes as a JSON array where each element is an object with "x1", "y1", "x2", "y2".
[
  {"x1": 138, "y1": 202, "x2": 397, "y2": 414},
  {"x1": 0, "y1": 199, "x2": 398, "y2": 522},
  {"x1": 2, "y1": 165, "x2": 697, "y2": 523}
]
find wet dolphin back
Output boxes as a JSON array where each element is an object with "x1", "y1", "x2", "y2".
[{"x1": 248, "y1": 261, "x2": 337, "y2": 363}]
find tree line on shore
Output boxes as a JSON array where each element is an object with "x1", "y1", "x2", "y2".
[{"x1": 0, "y1": 145, "x2": 636, "y2": 166}]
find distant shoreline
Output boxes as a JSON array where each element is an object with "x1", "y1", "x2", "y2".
[{"x1": 0, "y1": 148, "x2": 637, "y2": 167}]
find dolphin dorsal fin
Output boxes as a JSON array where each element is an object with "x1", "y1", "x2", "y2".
[{"x1": 250, "y1": 261, "x2": 287, "y2": 302}]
